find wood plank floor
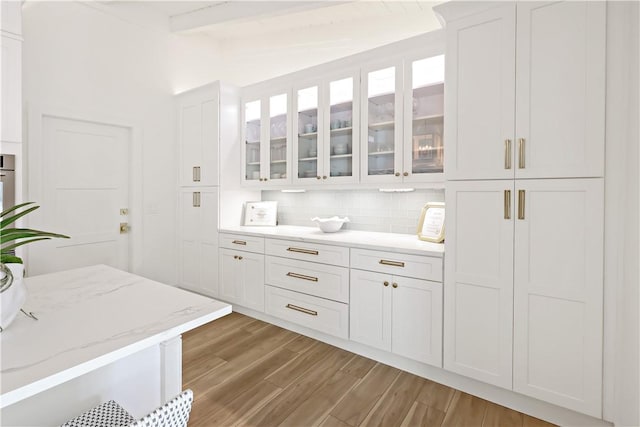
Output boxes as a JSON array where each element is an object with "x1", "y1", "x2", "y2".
[{"x1": 183, "y1": 313, "x2": 556, "y2": 427}]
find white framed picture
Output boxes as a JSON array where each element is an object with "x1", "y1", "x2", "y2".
[
  {"x1": 417, "y1": 202, "x2": 445, "y2": 242},
  {"x1": 243, "y1": 201, "x2": 278, "y2": 226}
]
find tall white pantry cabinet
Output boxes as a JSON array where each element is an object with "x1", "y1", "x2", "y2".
[
  {"x1": 436, "y1": 1, "x2": 605, "y2": 418},
  {"x1": 176, "y1": 83, "x2": 239, "y2": 297}
]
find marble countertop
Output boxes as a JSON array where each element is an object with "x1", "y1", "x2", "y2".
[
  {"x1": 0, "y1": 265, "x2": 231, "y2": 408},
  {"x1": 220, "y1": 225, "x2": 444, "y2": 257}
]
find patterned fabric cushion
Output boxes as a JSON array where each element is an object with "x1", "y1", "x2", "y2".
[
  {"x1": 60, "y1": 400, "x2": 135, "y2": 427},
  {"x1": 128, "y1": 389, "x2": 194, "y2": 427}
]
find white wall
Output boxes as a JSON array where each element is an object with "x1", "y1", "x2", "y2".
[{"x1": 22, "y1": 1, "x2": 177, "y2": 284}]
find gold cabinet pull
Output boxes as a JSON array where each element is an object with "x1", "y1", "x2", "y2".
[
  {"x1": 504, "y1": 139, "x2": 512, "y2": 169},
  {"x1": 192, "y1": 192, "x2": 201, "y2": 207},
  {"x1": 192, "y1": 166, "x2": 198, "y2": 182},
  {"x1": 518, "y1": 190, "x2": 525, "y2": 220},
  {"x1": 286, "y1": 272, "x2": 319, "y2": 282},
  {"x1": 518, "y1": 138, "x2": 525, "y2": 169},
  {"x1": 232, "y1": 240, "x2": 247, "y2": 245},
  {"x1": 379, "y1": 259, "x2": 405, "y2": 267},
  {"x1": 286, "y1": 303, "x2": 318, "y2": 316},
  {"x1": 383, "y1": 281, "x2": 389, "y2": 287},
  {"x1": 287, "y1": 247, "x2": 319, "y2": 256},
  {"x1": 504, "y1": 190, "x2": 511, "y2": 220},
  {"x1": 392, "y1": 282, "x2": 398, "y2": 288}
]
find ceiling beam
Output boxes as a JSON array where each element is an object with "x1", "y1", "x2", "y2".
[{"x1": 170, "y1": 1, "x2": 349, "y2": 33}]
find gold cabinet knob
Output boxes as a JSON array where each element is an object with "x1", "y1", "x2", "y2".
[
  {"x1": 322, "y1": 176, "x2": 327, "y2": 180},
  {"x1": 392, "y1": 283, "x2": 398, "y2": 288},
  {"x1": 383, "y1": 281, "x2": 389, "y2": 287},
  {"x1": 316, "y1": 176, "x2": 321, "y2": 180},
  {"x1": 403, "y1": 172, "x2": 409, "y2": 177},
  {"x1": 233, "y1": 255, "x2": 238, "y2": 259},
  {"x1": 238, "y1": 256, "x2": 243, "y2": 260},
  {"x1": 395, "y1": 172, "x2": 400, "y2": 177}
]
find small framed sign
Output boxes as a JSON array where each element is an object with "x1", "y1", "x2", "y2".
[
  {"x1": 243, "y1": 201, "x2": 278, "y2": 226},
  {"x1": 417, "y1": 202, "x2": 445, "y2": 242}
]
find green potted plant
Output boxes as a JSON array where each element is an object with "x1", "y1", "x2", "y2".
[{"x1": 1, "y1": 202, "x2": 69, "y2": 329}]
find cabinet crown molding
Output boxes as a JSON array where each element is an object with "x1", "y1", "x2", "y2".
[{"x1": 433, "y1": 1, "x2": 507, "y2": 25}]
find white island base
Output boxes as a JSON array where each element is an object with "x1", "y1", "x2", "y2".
[{"x1": 0, "y1": 265, "x2": 231, "y2": 426}]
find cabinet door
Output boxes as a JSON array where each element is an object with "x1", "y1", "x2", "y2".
[
  {"x1": 361, "y1": 61, "x2": 404, "y2": 184},
  {"x1": 243, "y1": 99, "x2": 263, "y2": 185},
  {"x1": 349, "y1": 269, "x2": 392, "y2": 352},
  {"x1": 178, "y1": 91, "x2": 219, "y2": 186},
  {"x1": 239, "y1": 251, "x2": 265, "y2": 312},
  {"x1": 513, "y1": 179, "x2": 603, "y2": 416},
  {"x1": 265, "y1": 92, "x2": 291, "y2": 185},
  {"x1": 325, "y1": 73, "x2": 359, "y2": 184},
  {"x1": 402, "y1": 54, "x2": 445, "y2": 183},
  {"x1": 294, "y1": 84, "x2": 323, "y2": 184},
  {"x1": 219, "y1": 248, "x2": 242, "y2": 305},
  {"x1": 444, "y1": 180, "x2": 514, "y2": 389},
  {"x1": 444, "y1": 4, "x2": 516, "y2": 180},
  {"x1": 392, "y1": 277, "x2": 442, "y2": 367},
  {"x1": 1, "y1": 35, "x2": 21, "y2": 143},
  {"x1": 200, "y1": 188, "x2": 219, "y2": 297},
  {"x1": 179, "y1": 189, "x2": 201, "y2": 293},
  {"x1": 515, "y1": 2, "x2": 605, "y2": 179}
]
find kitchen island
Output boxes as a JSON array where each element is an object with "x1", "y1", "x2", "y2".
[{"x1": 0, "y1": 264, "x2": 231, "y2": 426}]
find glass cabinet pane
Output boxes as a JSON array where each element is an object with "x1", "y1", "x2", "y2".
[
  {"x1": 244, "y1": 100, "x2": 261, "y2": 182},
  {"x1": 297, "y1": 86, "x2": 319, "y2": 179},
  {"x1": 367, "y1": 66, "x2": 396, "y2": 177},
  {"x1": 410, "y1": 55, "x2": 444, "y2": 174},
  {"x1": 269, "y1": 93, "x2": 288, "y2": 181},
  {"x1": 329, "y1": 77, "x2": 354, "y2": 178}
]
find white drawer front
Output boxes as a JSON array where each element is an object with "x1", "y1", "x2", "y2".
[
  {"x1": 266, "y1": 256, "x2": 349, "y2": 303},
  {"x1": 220, "y1": 233, "x2": 265, "y2": 254},
  {"x1": 351, "y1": 248, "x2": 443, "y2": 282},
  {"x1": 265, "y1": 285, "x2": 349, "y2": 339},
  {"x1": 265, "y1": 239, "x2": 349, "y2": 267}
]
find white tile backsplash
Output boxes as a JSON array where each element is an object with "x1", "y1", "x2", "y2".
[{"x1": 262, "y1": 189, "x2": 444, "y2": 234}]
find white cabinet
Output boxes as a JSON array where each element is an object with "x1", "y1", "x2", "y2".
[
  {"x1": 293, "y1": 71, "x2": 361, "y2": 185},
  {"x1": 443, "y1": 180, "x2": 515, "y2": 389},
  {"x1": 361, "y1": 54, "x2": 445, "y2": 184},
  {"x1": 444, "y1": 178, "x2": 604, "y2": 416},
  {"x1": 443, "y1": 2, "x2": 605, "y2": 180},
  {"x1": 1, "y1": 0, "x2": 22, "y2": 145},
  {"x1": 219, "y1": 247, "x2": 265, "y2": 312},
  {"x1": 350, "y1": 268, "x2": 442, "y2": 367},
  {"x1": 512, "y1": 179, "x2": 604, "y2": 416},
  {"x1": 242, "y1": 91, "x2": 292, "y2": 186},
  {"x1": 178, "y1": 188, "x2": 219, "y2": 296},
  {"x1": 176, "y1": 84, "x2": 221, "y2": 186}
]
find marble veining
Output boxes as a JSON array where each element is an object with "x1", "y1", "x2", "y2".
[{"x1": 0, "y1": 265, "x2": 231, "y2": 408}]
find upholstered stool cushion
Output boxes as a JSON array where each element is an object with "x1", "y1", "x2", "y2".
[
  {"x1": 60, "y1": 400, "x2": 135, "y2": 427},
  {"x1": 130, "y1": 389, "x2": 193, "y2": 427}
]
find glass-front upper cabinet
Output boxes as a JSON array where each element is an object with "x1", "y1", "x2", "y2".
[
  {"x1": 293, "y1": 71, "x2": 359, "y2": 185},
  {"x1": 326, "y1": 75, "x2": 359, "y2": 183},
  {"x1": 243, "y1": 99, "x2": 262, "y2": 183},
  {"x1": 268, "y1": 93, "x2": 289, "y2": 184},
  {"x1": 242, "y1": 91, "x2": 291, "y2": 186},
  {"x1": 361, "y1": 62, "x2": 403, "y2": 183},
  {"x1": 294, "y1": 85, "x2": 321, "y2": 182},
  {"x1": 403, "y1": 54, "x2": 445, "y2": 182}
]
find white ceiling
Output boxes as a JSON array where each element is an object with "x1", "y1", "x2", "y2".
[{"x1": 140, "y1": 1, "x2": 443, "y2": 40}]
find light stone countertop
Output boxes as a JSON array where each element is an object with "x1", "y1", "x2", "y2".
[
  {"x1": 0, "y1": 265, "x2": 231, "y2": 408},
  {"x1": 220, "y1": 225, "x2": 444, "y2": 257}
]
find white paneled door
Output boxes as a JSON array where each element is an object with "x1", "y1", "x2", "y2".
[
  {"x1": 513, "y1": 178, "x2": 604, "y2": 417},
  {"x1": 31, "y1": 116, "x2": 130, "y2": 275},
  {"x1": 444, "y1": 180, "x2": 514, "y2": 389}
]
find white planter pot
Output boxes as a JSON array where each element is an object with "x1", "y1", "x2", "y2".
[{"x1": 1, "y1": 263, "x2": 26, "y2": 330}]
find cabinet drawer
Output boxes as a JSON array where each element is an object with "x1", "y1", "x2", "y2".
[
  {"x1": 265, "y1": 256, "x2": 349, "y2": 303},
  {"x1": 220, "y1": 233, "x2": 265, "y2": 254},
  {"x1": 350, "y1": 248, "x2": 442, "y2": 282},
  {"x1": 265, "y1": 285, "x2": 349, "y2": 339},
  {"x1": 266, "y1": 239, "x2": 349, "y2": 267}
]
